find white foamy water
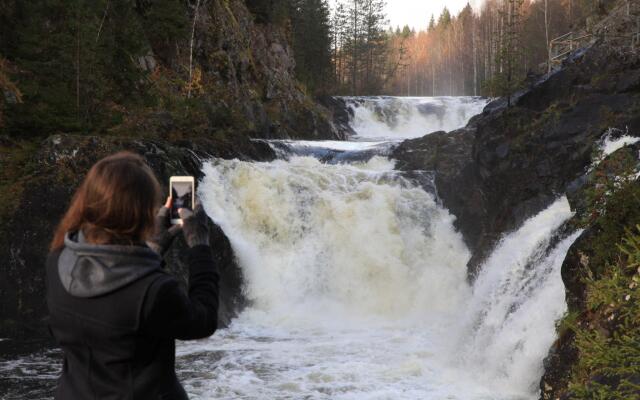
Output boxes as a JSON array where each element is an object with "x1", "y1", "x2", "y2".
[
  {"x1": 343, "y1": 96, "x2": 489, "y2": 140},
  {"x1": 267, "y1": 140, "x2": 390, "y2": 152},
  {"x1": 455, "y1": 198, "x2": 581, "y2": 395},
  {"x1": 199, "y1": 157, "x2": 470, "y2": 321},
  {"x1": 171, "y1": 154, "x2": 579, "y2": 399},
  {"x1": 600, "y1": 128, "x2": 640, "y2": 157}
]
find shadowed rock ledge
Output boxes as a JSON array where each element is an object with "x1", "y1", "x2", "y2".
[{"x1": 0, "y1": 134, "x2": 275, "y2": 340}]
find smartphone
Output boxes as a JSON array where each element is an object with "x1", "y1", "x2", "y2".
[{"x1": 169, "y1": 176, "x2": 195, "y2": 224}]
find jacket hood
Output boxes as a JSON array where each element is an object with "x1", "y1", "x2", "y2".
[{"x1": 58, "y1": 231, "x2": 162, "y2": 298}]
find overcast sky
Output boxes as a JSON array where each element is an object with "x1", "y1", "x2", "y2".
[{"x1": 330, "y1": 1, "x2": 482, "y2": 32}]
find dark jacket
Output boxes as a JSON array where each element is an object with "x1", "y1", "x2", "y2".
[{"x1": 46, "y1": 231, "x2": 219, "y2": 400}]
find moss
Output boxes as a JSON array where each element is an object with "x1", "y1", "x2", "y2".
[
  {"x1": 556, "y1": 310, "x2": 580, "y2": 337},
  {"x1": 532, "y1": 101, "x2": 566, "y2": 129}
]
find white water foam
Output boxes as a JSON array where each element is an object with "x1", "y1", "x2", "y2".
[
  {"x1": 342, "y1": 96, "x2": 489, "y2": 140},
  {"x1": 600, "y1": 128, "x2": 640, "y2": 157},
  {"x1": 455, "y1": 198, "x2": 580, "y2": 395},
  {"x1": 176, "y1": 156, "x2": 580, "y2": 399},
  {"x1": 266, "y1": 140, "x2": 390, "y2": 152},
  {"x1": 199, "y1": 156, "x2": 470, "y2": 322}
]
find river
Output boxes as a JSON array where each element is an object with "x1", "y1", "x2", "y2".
[{"x1": 0, "y1": 97, "x2": 580, "y2": 400}]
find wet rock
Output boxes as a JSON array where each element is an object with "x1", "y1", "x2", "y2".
[
  {"x1": 416, "y1": 103, "x2": 446, "y2": 120},
  {"x1": 540, "y1": 329, "x2": 578, "y2": 400},
  {"x1": 317, "y1": 96, "x2": 356, "y2": 139},
  {"x1": 0, "y1": 134, "x2": 17, "y2": 147}
]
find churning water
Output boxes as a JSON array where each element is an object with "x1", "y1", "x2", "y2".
[
  {"x1": 343, "y1": 96, "x2": 489, "y2": 140},
  {"x1": 0, "y1": 97, "x2": 578, "y2": 400},
  {"x1": 184, "y1": 157, "x2": 577, "y2": 399}
]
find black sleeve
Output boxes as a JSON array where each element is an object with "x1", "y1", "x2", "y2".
[{"x1": 141, "y1": 245, "x2": 220, "y2": 340}]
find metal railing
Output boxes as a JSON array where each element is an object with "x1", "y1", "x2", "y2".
[
  {"x1": 548, "y1": 32, "x2": 593, "y2": 72},
  {"x1": 547, "y1": 3, "x2": 640, "y2": 72}
]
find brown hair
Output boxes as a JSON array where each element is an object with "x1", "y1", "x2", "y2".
[{"x1": 50, "y1": 151, "x2": 161, "y2": 250}]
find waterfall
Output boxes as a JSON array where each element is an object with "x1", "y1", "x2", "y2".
[
  {"x1": 456, "y1": 198, "x2": 581, "y2": 395},
  {"x1": 342, "y1": 96, "x2": 489, "y2": 140},
  {"x1": 187, "y1": 149, "x2": 579, "y2": 399},
  {"x1": 199, "y1": 156, "x2": 471, "y2": 323},
  {"x1": 0, "y1": 97, "x2": 578, "y2": 400}
]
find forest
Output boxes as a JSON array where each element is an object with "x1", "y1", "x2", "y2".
[
  {"x1": 384, "y1": 0, "x2": 600, "y2": 97},
  {"x1": 290, "y1": 0, "x2": 622, "y2": 97}
]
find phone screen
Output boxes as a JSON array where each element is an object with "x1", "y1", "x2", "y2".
[{"x1": 171, "y1": 181, "x2": 194, "y2": 220}]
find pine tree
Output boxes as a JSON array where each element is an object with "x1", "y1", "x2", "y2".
[
  {"x1": 291, "y1": 0, "x2": 333, "y2": 93},
  {"x1": 439, "y1": 7, "x2": 452, "y2": 26},
  {"x1": 0, "y1": 0, "x2": 183, "y2": 136},
  {"x1": 499, "y1": 0, "x2": 524, "y2": 105},
  {"x1": 331, "y1": 3, "x2": 347, "y2": 88},
  {"x1": 361, "y1": 0, "x2": 386, "y2": 93},
  {"x1": 344, "y1": 0, "x2": 365, "y2": 94}
]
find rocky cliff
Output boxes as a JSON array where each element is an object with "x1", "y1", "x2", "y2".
[{"x1": 393, "y1": 42, "x2": 640, "y2": 277}]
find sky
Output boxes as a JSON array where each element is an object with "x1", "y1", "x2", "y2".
[
  {"x1": 385, "y1": 0, "x2": 480, "y2": 31},
  {"x1": 330, "y1": 0, "x2": 482, "y2": 32}
]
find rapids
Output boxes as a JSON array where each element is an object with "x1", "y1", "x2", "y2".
[
  {"x1": 0, "y1": 97, "x2": 578, "y2": 400},
  {"x1": 343, "y1": 96, "x2": 489, "y2": 140}
]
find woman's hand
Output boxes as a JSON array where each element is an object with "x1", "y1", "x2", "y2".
[
  {"x1": 178, "y1": 202, "x2": 210, "y2": 248},
  {"x1": 147, "y1": 197, "x2": 182, "y2": 255}
]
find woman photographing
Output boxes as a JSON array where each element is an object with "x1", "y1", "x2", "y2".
[{"x1": 46, "y1": 152, "x2": 219, "y2": 400}]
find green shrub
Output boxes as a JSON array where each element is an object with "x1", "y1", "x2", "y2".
[
  {"x1": 559, "y1": 143, "x2": 640, "y2": 398},
  {"x1": 568, "y1": 227, "x2": 640, "y2": 399}
]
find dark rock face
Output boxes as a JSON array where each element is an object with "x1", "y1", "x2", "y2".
[
  {"x1": 393, "y1": 42, "x2": 640, "y2": 277},
  {"x1": 0, "y1": 134, "x2": 275, "y2": 339},
  {"x1": 173, "y1": 0, "x2": 344, "y2": 140},
  {"x1": 317, "y1": 96, "x2": 356, "y2": 138}
]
